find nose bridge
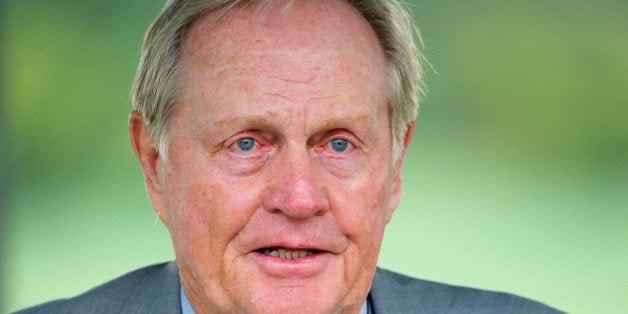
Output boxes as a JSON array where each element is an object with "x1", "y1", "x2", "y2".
[{"x1": 264, "y1": 143, "x2": 328, "y2": 218}]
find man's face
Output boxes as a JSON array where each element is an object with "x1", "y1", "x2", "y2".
[{"x1": 133, "y1": 1, "x2": 410, "y2": 312}]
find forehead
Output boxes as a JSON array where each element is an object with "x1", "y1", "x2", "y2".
[
  {"x1": 178, "y1": 0, "x2": 387, "y2": 130},
  {"x1": 183, "y1": 0, "x2": 384, "y2": 81}
]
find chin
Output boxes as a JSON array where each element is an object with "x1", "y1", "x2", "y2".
[
  {"x1": 228, "y1": 265, "x2": 363, "y2": 313},
  {"x1": 242, "y1": 292, "x2": 358, "y2": 314}
]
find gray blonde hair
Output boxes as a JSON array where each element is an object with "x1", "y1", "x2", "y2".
[{"x1": 132, "y1": 0, "x2": 425, "y2": 162}]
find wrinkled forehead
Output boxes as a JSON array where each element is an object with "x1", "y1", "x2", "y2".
[{"x1": 181, "y1": 0, "x2": 386, "y2": 83}]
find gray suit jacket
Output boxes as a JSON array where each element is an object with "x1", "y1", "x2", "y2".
[{"x1": 14, "y1": 261, "x2": 562, "y2": 313}]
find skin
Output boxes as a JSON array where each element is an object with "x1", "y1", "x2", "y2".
[{"x1": 130, "y1": 1, "x2": 414, "y2": 313}]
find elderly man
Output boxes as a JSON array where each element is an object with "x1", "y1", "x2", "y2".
[{"x1": 17, "y1": 0, "x2": 561, "y2": 313}]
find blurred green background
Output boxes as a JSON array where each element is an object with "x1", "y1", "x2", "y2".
[{"x1": 2, "y1": 0, "x2": 627, "y2": 313}]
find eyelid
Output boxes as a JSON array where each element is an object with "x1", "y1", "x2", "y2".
[
  {"x1": 323, "y1": 130, "x2": 360, "y2": 145},
  {"x1": 317, "y1": 130, "x2": 360, "y2": 154},
  {"x1": 226, "y1": 132, "x2": 257, "y2": 150},
  {"x1": 225, "y1": 130, "x2": 275, "y2": 153}
]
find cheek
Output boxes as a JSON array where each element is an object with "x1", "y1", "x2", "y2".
[
  {"x1": 162, "y1": 158, "x2": 262, "y2": 256},
  {"x1": 330, "y1": 168, "x2": 391, "y2": 246}
]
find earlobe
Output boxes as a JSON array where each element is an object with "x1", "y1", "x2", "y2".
[
  {"x1": 385, "y1": 121, "x2": 415, "y2": 223},
  {"x1": 129, "y1": 110, "x2": 166, "y2": 218}
]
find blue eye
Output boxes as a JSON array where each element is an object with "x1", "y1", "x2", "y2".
[
  {"x1": 235, "y1": 138, "x2": 255, "y2": 152},
  {"x1": 329, "y1": 138, "x2": 350, "y2": 153}
]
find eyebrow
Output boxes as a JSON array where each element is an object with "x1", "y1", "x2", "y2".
[
  {"x1": 316, "y1": 114, "x2": 374, "y2": 131},
  {"x1": 208, "y1": 111, "x2": 379, "y2": 143},
  {"x1": 212, "y1": 111, "x2": 285, "y2": 130}
]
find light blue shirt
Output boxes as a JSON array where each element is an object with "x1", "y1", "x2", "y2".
[{"x1": 181, "y1": 288, "x2": 370, "y2": 313}]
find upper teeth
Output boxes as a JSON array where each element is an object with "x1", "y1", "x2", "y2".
[{"x1": 262, "y1": 248, "x2": 314, "y2": 260}]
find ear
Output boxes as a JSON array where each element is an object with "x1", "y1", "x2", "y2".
[
  {"x1": 129, "y1": 110, "x2": 168, "y2": 223},
  {"x1": 385, "y1": 121, "x2": 415, "y2": 223}
]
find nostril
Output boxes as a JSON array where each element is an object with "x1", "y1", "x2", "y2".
[{"x1": 262, "y1": 188, "x2": 328, "y2": 218}]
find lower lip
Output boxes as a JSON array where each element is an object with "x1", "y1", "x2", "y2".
[{"x1": 250, "y1": 251, "x2": 332, "y2": 278}]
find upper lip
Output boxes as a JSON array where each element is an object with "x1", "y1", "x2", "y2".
[
  {"x1": 246, "y1": 235, "x2": 345, "y2": 254},
  {"x1": 252, "y1": 242, "x2": 329, "y2": 253},
  {"x1": 236, "y1": 221, "x2": 347, "y2": 255}
]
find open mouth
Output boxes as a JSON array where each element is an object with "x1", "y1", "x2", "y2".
[{"x1": 257, "y1": 247, "x2": 322, "y2": 260}]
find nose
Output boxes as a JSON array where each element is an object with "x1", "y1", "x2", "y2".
[{"x1": 263, "y1": 148, "x2": 329, "y2": 219}]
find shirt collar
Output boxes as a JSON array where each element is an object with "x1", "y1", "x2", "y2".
[{"x1": 181, "y1": 288, "x2": 196, "y2": 314}]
